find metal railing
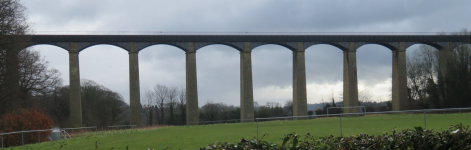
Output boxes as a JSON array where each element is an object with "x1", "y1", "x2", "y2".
[
  {"x1": 1, "y1": 126, "x2": 96, "y2": 148},
  {"x1": 255, "y1": 107, "x2": 471, "y2": 140},
  {"x1": 29, "y1": 31, "x2": 463, "y2": 36},
  {"x1": 108, "y1": 125, "x2": 137, "y2": 134},
  {"x1": 327, "y1": 106, "x2": 366, "y2": 117},
  {"x1": 1, "y1": 125, "x2": 136, "y2": 148},
  {"x1": 189, "y1": 119, "x2": 255, "y2": 125}
]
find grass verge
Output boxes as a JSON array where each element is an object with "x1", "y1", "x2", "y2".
[{"x1": 7, "y1": 113, "x2": 471, "y2": 150}]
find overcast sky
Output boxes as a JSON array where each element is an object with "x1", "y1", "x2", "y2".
[{"x1": 23, "y1": 0, "x2": 471, "y2": 107}]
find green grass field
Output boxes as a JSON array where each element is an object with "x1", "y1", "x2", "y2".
[{"x1": 8, "y1": 113, "x2": 471, "y2": 150}]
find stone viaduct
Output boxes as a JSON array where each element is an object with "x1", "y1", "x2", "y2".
[{"x1": 25, "y1": 33, "x2": 471, "y2": 126}]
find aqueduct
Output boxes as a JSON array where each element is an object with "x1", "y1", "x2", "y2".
[{"x1": 25, "y1": 33, "x2": 471, "y2": 126}]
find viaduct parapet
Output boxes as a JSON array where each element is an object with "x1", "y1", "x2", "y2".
[{"x1": 24, "y1": 33, "x2": 471, "y2": 126}]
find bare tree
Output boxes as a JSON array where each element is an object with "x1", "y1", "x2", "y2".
[
  {"x1": 407, "y1": 45, "x2": 438, "y2": 102},
  {"x1": 406, "y1": 29, "x2": 471, "y2": 109},
  {"x1": 359, "y1": 88, "x2": 373, "y2": 105},
  {"x1": 284, "y1": 99, "x2": 293, "y2": 115},
  {"x1": 18, "y1": 49, "x2": 62, "y2": 97},
  {"x1": 142, "y1": 88, "x2": 154, "y2": 126},
  {"x1": 153, "y1": 84, "x2": 168, "y2": 124},
  {"x1": 201, "y1": 100, "x2": 219, "y2": 121},
  {"x1": 178, "y1": 87, "x2": 186, "y2": 125},
  {"x1": 253, "y1": 101, "x2": 259, "y2": 111},
  {"x1": 166, "y1": 86, "x2": 178, "y2": 125}
]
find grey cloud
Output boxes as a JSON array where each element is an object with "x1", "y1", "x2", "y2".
[{"x1": 24, "y1": 0, "x2": 471, "y2": 105}]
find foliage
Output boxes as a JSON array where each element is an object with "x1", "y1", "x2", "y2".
[
  {"x1": 81, "y1": 79, "x2": 128, "y2": 127},
  {"x1": 0, "y1": 108, "x2": 53, "y2": 147},
  {"x1": 39, "y1": 79, "x2": 129, "y2": 127},
  {"x1": 255, "y1": 102, "x2": 290, "y2": 118},
  {"x1": 200, "y1": 100, "x2": 240, "y2": 122},
  {"x1": 40, "y1": 86, "x2": 70, "y2": 127},
  {"x1": 201, "y1": 123, "x2": 471, "y2": 150}
]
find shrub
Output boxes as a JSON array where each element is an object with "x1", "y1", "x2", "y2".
[
  {"x1": 0, "y1": 108, "x2": 53, "y2": 147},
  {"x1": 201, "y1": 123, "x2": 471, "y2": 150}
]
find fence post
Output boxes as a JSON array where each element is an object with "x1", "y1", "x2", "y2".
[
  {"x1": 81, "y1": 128, "x2": 83, "y2": 138},
  {"x1": 38, "y1": 132, "x2": 40, "y2": 143},
  {"x1": 256, "y1": 119, "x2": 259, "y2": 140},
  {"x1": 340, "y1": 114, "x2": 343, "y2": 137},
  {"x1": 72, "y1": 129, "x2": 74, "y2": 138},
  {"x1": 95, "y1": 127, "x2": 97, "y2": 137},
  {"x1": 2, "y1": 134, "x2": 4, "y2": 149},
  {"x1": 22, "y1": 132, "x2": 24, "y2": 145},
  {"x1": 102, "y1": 126, "x2": 104, "y2": 136},
  {"x1": 89, "y1": 128, "x2": 91, "y2": 136},
  {"x1": 424, "y1": 109, "x2": 427, "y2": 129}
]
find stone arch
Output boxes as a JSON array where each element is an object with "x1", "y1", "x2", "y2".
[
  {"x1": 195, "y1": 42, "x2": 244, "y2": 51},
  {"x1": 76, "y1": 42, "x2": 131, "y2": 52},
  {"x1": 405, "y1": 42, "x2": 443, "y2": 50},
  {"x1": 303, "y1": 43, "x2": 344, "y2": 105},
  {"x1": 137, "y1": 42, "x2": 188, "y2": 52},
  {"x1": 252, "y1": 42, "x2": 297, "y2": 51},
  {"x1": 24, "y1": 43, "x2": 70, "y2": 51},
  {"x1": 305, "y1": 42, "x2": 349, "y2": 51},
  {"x1": 357, "y1": 42, "x2": 398, "y2": 51},
  {"x1": 452, "y1": 42, "x2": 471, "y2": 50}
]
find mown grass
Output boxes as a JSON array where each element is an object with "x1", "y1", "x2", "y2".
[{"x1": 8, "y1": 112, "x2": 471, "y2": 150}]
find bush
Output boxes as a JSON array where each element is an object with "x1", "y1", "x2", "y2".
[
  {"x1": 0, "y1": 108, "x2": 53, "y2": 147},
  {"x1": 201, "y1": 123, "x2": 471, "y2": 150}
]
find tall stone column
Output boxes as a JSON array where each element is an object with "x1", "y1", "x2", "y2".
[
  {"x1": 392, "y1": 42, "x2": 408, "y2": 111},
  {"x1": 343, "y1": 42, "x2": 359, "y2": 113},
  {"x1": 240, "y1": 42, "x2": 254, "y2": 122},
  {"x1": 186, "y1": 42, "x2": 199, "y2": 125},
  {"x1": 293, "y1": 42, "x2": 308, "y2": 116},
  {"x1": 129, "y1": 42, "x2": 143, "y2": 127},
  {"x1": 69, "y1": 42, "x2": 82, "y2": 127}
]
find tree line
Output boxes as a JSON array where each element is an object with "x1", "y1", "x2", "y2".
[
  {"x1": 407, "y1": 30, "x2": 471, "y2": 109},
  {"x1": 142, "y1": 85, "x2": 186, "y2": 125},
  {"x1": 199, "y1": 100, "x2": 293, "y2": 122}
]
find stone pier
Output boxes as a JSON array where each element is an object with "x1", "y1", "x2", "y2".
[
  {"x1": 186, "y1": 42, "x2": 199, "y2": 125},
  {"x1": 69, "y1": 42, "x2": 82, "y2": 127},
  {"x1": 392, "y1": 42, "x2": 408, "y2": 111},
  {"x1": 343, "y1": 42, "x2": 359, "y2": 113},
  {"x1": 129, "y1": 42, "x2": 143, "y2": 127},
  {"x1": 293, "y1": 42, "x2": 308, "y2": 116},
  {"x1": 240, "y1": 42, "x2": 255, "y2": 122}
]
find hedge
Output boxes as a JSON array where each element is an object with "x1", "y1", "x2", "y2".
[{"x1": 201, "y1": 123, "x2": 471, "y2": 150}]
